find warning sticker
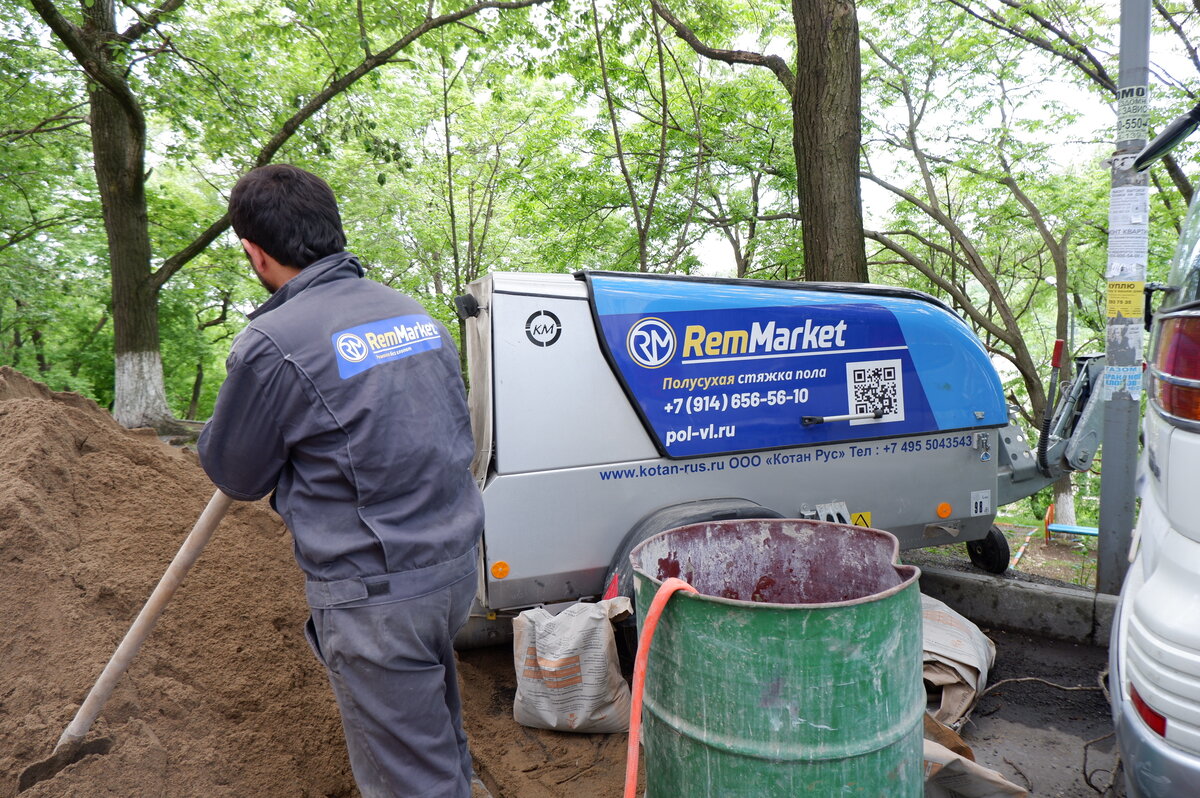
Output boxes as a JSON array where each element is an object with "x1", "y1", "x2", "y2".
[
  {"x1": 1106, "y1": 281, "x2": 1144, "y2": 318},
  {"x1": 851, "y1": 511, "x2": 872, "y2": 528}
]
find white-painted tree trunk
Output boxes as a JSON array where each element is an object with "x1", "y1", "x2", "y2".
[
  {"x1": 113, "y1": 350, "x2": 174, "y2": 429},
  {"x1": 1053, "y1": 474, "x2": 1077, "y2": 526}
]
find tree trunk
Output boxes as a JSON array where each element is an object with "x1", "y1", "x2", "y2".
[
  {"x1": 792, "y1": 0, "x2": 867, "y2": 283},
  {"x1": 1053, "y1": 475, "x2": 1076, "y2": 526},
  {"x1": 83, "y1": 2, "x2": 174, "y2": 429},
  {"x1": 10, "y1": 299, "x2": 48, "y2": 372},
  {"x1": 69, "y1": 313, "x2": 108, "y2": 377},
  {"x1": 186, "y1": 362, "x2": 204, "y2": 421},
  {"x1": 31, "y1": 326, "x2": 48, "y2": 373}
]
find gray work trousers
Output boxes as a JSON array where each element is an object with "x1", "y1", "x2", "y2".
[{"x1": 304, "y1": 546, "x2": 478, "y2": 798}]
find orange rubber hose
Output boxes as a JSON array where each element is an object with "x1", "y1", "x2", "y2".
[{"x1": 623, "y1": 577, "x2": 698, "y2": 798}]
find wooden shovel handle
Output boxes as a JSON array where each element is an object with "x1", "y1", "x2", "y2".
[{"x1": 54, "y1": 489, "x2": 235, "y2": 754}]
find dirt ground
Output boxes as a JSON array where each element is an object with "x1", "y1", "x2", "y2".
[
  {"x1": 0, "y1": 367, "x2": 354, "y2": 797},
  {"x1": 459, "y1": 647, "x2": 631, "y2": 797},
  {"x1": 0, "y1": 367, "x2": 632, "y2": 798},
  {"x1": 0, "y1": 366, "x2": 1113, "y2": 797},
  {"x1": 967, "y1": 629, "x2": 1120, "y2": 798},
  {"x1": 999, "y1": 526, "x2": 1099, "y2": 588}
]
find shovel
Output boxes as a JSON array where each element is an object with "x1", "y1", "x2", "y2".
[{"x1": 18, "y1": 489, "x2": 234, "y2": 793}]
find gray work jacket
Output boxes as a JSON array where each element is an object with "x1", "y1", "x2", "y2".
[{"x1": 198, "y1": 252, "x2": 483, "y2": 584}]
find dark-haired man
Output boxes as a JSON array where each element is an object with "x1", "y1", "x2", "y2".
[{"x1": 198, "y1": 164, "x2": 484, "y2": 798}]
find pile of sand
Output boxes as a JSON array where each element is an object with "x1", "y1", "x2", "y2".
[
  {"x1": 0, "y1": 367, "x2": 633, "y2": 798},
  {"x1": 0, "y1": 367, "x2": 354, "y2": 797}
]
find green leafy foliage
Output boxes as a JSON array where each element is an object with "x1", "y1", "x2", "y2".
[{"x1": 2, "y1": 0, "x2": 1198, "y2": 449}]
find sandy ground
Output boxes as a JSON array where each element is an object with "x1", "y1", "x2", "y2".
[
  {"x1": 0, "y1": 367, "x2": 631, "y2": 798},
  {"x1": 0, "y1": 367, "x2": 353, "y2": 797},
  {"x1": 0, "y1": 366, "x2": 1118, "y2": 797},
  {"x1": 460, "y1": 646, "x2": 633, "y2": 797}
]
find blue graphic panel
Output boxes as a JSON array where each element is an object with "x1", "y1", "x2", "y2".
[
  {"x1": 587, "y1": 274, "x2": 1006, "y2": 457},
  {"x1": 332, "y1": 314, "x2": 442, "y2": 379}
]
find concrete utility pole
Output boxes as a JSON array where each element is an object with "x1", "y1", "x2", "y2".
[{"x1": 1097, "y1": 0, "x2": 1151, "y2": 595}]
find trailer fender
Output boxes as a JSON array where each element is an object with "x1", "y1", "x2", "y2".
[{"x1": 602, "y1": 498, "x2": 784, "y2": 607}]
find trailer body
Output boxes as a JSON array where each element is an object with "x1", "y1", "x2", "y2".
[{"x1": 461, "y1": 271, "x2": 1062, "y2": 616}]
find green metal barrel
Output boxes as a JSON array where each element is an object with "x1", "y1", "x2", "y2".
[{"x1": 630, "y1": 519, "x2": 923, "y2": 797}]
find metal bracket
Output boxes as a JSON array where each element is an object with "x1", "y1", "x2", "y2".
[{"x1": 814, "y1": 501, "x2": 851, "y2": 524}]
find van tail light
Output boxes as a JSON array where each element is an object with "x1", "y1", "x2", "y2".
[
  {"x1": 1151, "y1": 314, "x2": 1200, "y2": 423},
  {"x1": 1130, "y1": 682, "x2": 1168, "y2": 737}
]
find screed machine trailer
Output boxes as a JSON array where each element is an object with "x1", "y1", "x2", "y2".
[{"x1": 454, "y1": 271, "x2": 1103, "y2": 644}]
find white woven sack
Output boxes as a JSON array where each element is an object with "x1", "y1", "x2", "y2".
[{"x1": 512, "y1": 597, "x2": 632, "y2": 733}]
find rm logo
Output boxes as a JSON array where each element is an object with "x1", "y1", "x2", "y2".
[
  {"x1": 626, "y1": 317, "x2": 676, "y2": 368},
  {"x1": 336, "y1": 333, "x2": 369, "y2": 363}
]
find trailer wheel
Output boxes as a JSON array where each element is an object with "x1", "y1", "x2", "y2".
[{"x1": 967, "y1": 526, "x2": 1010, "y2": 575}]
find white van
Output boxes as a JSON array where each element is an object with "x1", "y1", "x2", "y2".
[{"x1": 1109, "y1": 180, "x2": 1200, "y2": 796}]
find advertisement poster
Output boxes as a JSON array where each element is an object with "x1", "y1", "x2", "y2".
[{"x1": 586, "y1": 273, "x2": 1006, "y2": 458}]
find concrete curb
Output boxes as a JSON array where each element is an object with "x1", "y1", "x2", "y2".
[{"x1": 917, "y1": 566, "x2": 1118, "y2": 647}]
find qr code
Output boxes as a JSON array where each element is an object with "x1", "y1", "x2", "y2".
[{"x1": 845, "y1": 359, "x2": 904, "y2": 425}]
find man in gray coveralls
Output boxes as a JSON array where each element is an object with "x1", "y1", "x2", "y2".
[{"x1": 198, "y1": 164, "x2": 484, "y2": 798}]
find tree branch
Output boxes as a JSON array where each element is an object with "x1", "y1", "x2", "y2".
[
  {"x1": 651, "y1": 0, "x2": 795, "y2": 97},
  {"x1": 1154, "y1": 1, "x2": 1200, "y2": 76},
  {"x1": 1161, "y1": 150, "x2": 1195, "y2": 206},
  {"x1": 946, "y1": 0, "x2": 1116, "y2": 94},
  {"x1": 702, "y1": 211, "x2": 803, "y2": 225},
  {"x1": 198, "y1": 293, "x2": 231, "y2": 329},
  {"x1": 0, "y1": 214, "x2": 83, "y2": 256},
  {"x1": 866, "y1": 229, "x2": 1010, "y2": 342},
  {"x1": 121, "y1": 0, "x2": 186, "y2": 44},
  {"x1": 356, "y1": 0, "x2": 372, "y2": 58},
  {"x1": 152, "y1": 0, "x2": 549, "y2": 289},
  {"x1": 1, "y1": 104, "x2": 88, "y2": 141},
  {"x1": 1150, "y1": 168, "x2": 1184, "y2": 236},
  {"x1": 943, "y1": 1, "x2": 1191, "y2": 205},
  {"x1": 859, "y1": 170, "x2": 989, "y2": 277},
  {"x1": 591, "y1": 0, "x2": 645, "y2": 266},
  {"x1": 639, "y1": 8, "x2": 671, "y2": 248},
  {"x1": 28, "y1": 0, "x2": 146, "y2": 131}
]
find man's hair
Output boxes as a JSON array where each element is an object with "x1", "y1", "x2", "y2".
[{"x1": 229, "y1": 164, "x2": 346, "y2": 268}]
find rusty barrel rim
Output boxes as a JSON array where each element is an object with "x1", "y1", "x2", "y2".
[{"x1": 630, "y1": 517, "x2": 921, "y2": 609}]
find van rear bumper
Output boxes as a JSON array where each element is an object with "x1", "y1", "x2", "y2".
[
  {"x1": 1112, "y1": 674, "x2": 1200, "y2": 798},
  {"x1": 1110, "y1": 509, "x2": 1200, "y2": 798}
]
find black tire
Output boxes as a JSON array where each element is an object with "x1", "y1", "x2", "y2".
[{"x1": 967, "y1": 526, "x2": 1011, "y2": 575}]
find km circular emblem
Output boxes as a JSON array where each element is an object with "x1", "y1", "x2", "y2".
[
  {"x1": 336, "y1": 333, "x2": 369, "y2": 362},
  {"x1": 626, "y1": 317, "x2": 675, "y2": 368},
  {"x1": 525, "y1": 310, "x2": 562, "y2": 347}
]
